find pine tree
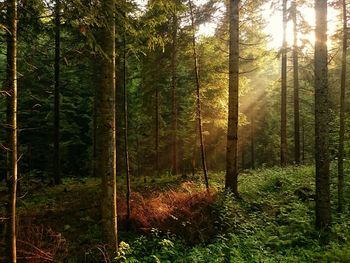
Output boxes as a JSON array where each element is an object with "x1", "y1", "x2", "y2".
[
  {"x1": 6, "y1": 0, "x2": 18, "y2": 261},
  {"x1": 292, "y1": 0, "x2": 300, "y2": 165},
  {"x1": 225, "y1": 0, "x2": 239, "y2": 196},
  {"x1": 189, "y1": 0, "x2": 209, "y2": 191},
  {"x1": 53, "y1": 0, "x2": 61, "y2": 185},
  {"x1": 94, "y1": 0, "x2": 118, "y2": 249},
  {"x1": 281, "y1": 0, "x2": 288, "y2": 166},
  {"x1": 315, "y1": 0, "x2": 331, "y2": 232},
  {"x1": 337, "y1": 0, "x2": 347, "y2": 213}
]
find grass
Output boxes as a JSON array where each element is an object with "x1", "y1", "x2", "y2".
[
  {"x1": 120, "y1": 165, "x2": 350, "y2": 262},
  {"x1": 1, "y1": 164, "x2": 350, "y2": 262}
]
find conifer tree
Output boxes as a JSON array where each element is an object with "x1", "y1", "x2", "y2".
[{"x1": 226, "y1": 0, "x2": 239, "y2": 196}]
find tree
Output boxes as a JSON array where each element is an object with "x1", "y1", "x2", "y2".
[
  {"x1": 292, "y1": 0, "x2": 300, "y2": 165},
  {"x1": 337, "y1": 0, "x2": 347, "y2": 213},
  {"x1": 250, "y1": 112, "x2": 255, "y2": 169},
  {"x1": 5, "y1": 0, "x2": 18, "y2": 261},
  {"x1": 314, "y1": 0, "x2": 331, "y2": 232},
  {"x1": 225, "y1": 0, "x2": 239, "y2": 196},
  {"x1": 53, "y1": 0, "x2": 61, "y2": 185},
  {"x1": 171, "y1": 4, "x2": 179, "y2": 175},
  {"x1": 123, "y1": 10, "x2": 131, "y2": 225},
  {"x1": 189, "y1": 0, "x2": 209, "y2": 191},
  {"x1": 280, "y1": 0, "x2": 287, "y2": 166},
  {"x1": 155, "y1": 71, "x2": 160, "y2": 177},
  {"x1": 94, "y1": 0, "x2": 118, "y2": 249}
]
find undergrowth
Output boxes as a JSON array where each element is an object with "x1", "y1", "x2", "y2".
[
  {"x1": 1, "y1": 165, "x2": 350, "y2": 262},
  {"x1": 113, "y1": 165, "x2": 350, "y2": 263}
]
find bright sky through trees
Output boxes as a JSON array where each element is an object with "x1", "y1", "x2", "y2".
[
  {"x1": 264, "y1": 3, "x2": 339, "y2": 49},
  {"x1": 136, "y1": 0, "x2": 340, "y2": 50}
]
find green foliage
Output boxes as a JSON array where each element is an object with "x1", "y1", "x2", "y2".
[
  {"x1": 116, "y1": 166, "x2": 350, "y2": 262},
  {"x1": 114, "y1": 229, "x2": 186, "y2": 263}
]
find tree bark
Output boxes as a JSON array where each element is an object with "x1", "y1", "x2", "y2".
[
  {"x1": 302, "y1": 118, "x2": 305, "y2": 163},
  {"x1": 337, "y1": 0, "x2": 347, "y2": 213},
  {"x1": 191, "y1": 121, "x2": 198, "y2": 176},
  {"x1": 53, "y1": 0, "x2": 61, "y2": 184},
  {"x1": 189, "y1": 0, "x2": 209, "y2": 191},
  {"x1": 94, "y1": 0, "x2": 118, "y2": 249},
  {"x1": 155, "y1": 83, "x2": 159, "y2": 177},
  {"x1": 225, "y1": 0, "x2": 239, "y2": 196},
  {"x1": 281, "y1": 0, "x2": 288, "y2": 166},
  {"x1": 123, "y1": 20, "x2": 131, "y2": 223},
  {"x1": 314, "y1": 0, "x2": 331, "y2": 232},
  {"x1": 171, "y1": 11, "x2": 179, "y2": 176},
  {"x1": 292, "y1": 0, "x2": 300, "y2": 165},
  {"x1": 250, "y1": 114, "x2": 255, "y2": 169},
  {"x1": 6, "y1": 0, "x2": 18, "y2": 261}
]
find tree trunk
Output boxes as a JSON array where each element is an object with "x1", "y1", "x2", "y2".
[
  {"x1": 337, "y1": 0, "x2": 347, "y2": 213},
  {"x1": 281, "y1": 0, "x2": 288, "y2": 166},
  {"x1": 53, "y1": 0, "x2": 61, "y2": 184},
  {"x1": 292, "y1": 0, "x2": 300, "y2": 165},
  {"x1": 94, "y1": 0, "x2": 118, "y2": 249},
  {"x1": 314, "y1": 0, "x2": 331, "y2": 232},
  {"x1": 191, "y1": 121, "x2": 198, "y2": 176},
  {"x1": 250, "y1": 114, "x2": 255, "y2": 169},
  {"x1": 6, "y1": 0, "x2": 18, "y2": 261},
  {"x1": 123, "y1": 21, "x2": 131, "y2": 223},
  {"x1": 189, "y1": 0, "x2": 209, "y2": 191},
  {"x1": 171, "y1": 11, "x2": 178, "y2": 176},
  {"x1": 225, "y1": 0, "x2": 239, "y2": 196},
  {"x1": 302, "y1": 118, "x2": 305, "y2": 163},
  {"x1": 155, "y1": 84, "x2": 159, "y2": 177}
]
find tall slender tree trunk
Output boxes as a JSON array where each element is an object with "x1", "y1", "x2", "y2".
[
  {"x1": 281, "y1": 0, "x2": 288, "y2": 166},
  {"x1": 314, "y1": 0, "x2": 331, "y2": 232},
  {"x1": 225, "y1": 0, "x2": 239, "y2": 196},
  {"x1": 250, "y1": 114, "x2": 255, "y2": 169},
  {"x1": 302, "y1": 118, "x2": 305, "y2": 163},
  {"x1": 6, "y1": 0, "x2": 18, "y2": 261},
  {"x1": 95, "y1": 0, "x2": 118, "y2": 249},
  {"x1": 337, "y1": 0, "x2": 347, "y2": 213},
  {"x1": 189, "y1": 0, "x2": 209, "y2": 191},
  {"x1": 123, "y1": 22, "x2": 131, "y2": 223},
  {"x1": 93, "y1": 87, "x2": 97, "y2": 177},
  {"x1": 171, "y1": 11, "x2": 179, "y2": 176},
  {"x1": 292, "y1": 0, "x2": 300, "y2": 165},
  {"x1": 155, "y1": 84, "x2": 159, "y2": 177},
  {"x1": 53, "y1": 0, "x2": 61, "y2": 184},
  {"x1": 191, "y1": 121, "x2": 198, "y2": 176}
]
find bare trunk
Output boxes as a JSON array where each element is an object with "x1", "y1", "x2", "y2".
[
  {"x1": 189, "y1": 0, "x2": 209, "y2": 191},
  {"x1": 337, "y1": 0, "x2": 347, "y2": 213},
  {"x1": 6, "y1": 0, "x2": 18, "y2": 261},
  {"x1": 95, "y1": 0, "x2": 118, "y2": 249},
  {"x1": 123, "y1": 23, "x2": 131, "y2": 223},
  {"x1": 53, "y1": 0, "x2": 61, "y2": 184},
  {"x1": 171, "y1": 12, "x2": 178, "y2": 176},
  {"x1": 292, "y1": 0, "x2": 300, "y2": 165},
  {"x1": 250, "y1": 114, "x2": 255, "y2": 169},
  {"x1": 315, "y1": 0, "x2": 331, "y2": 232},
  {"x1": 225, "y1": 0, "x2": 239, "y2": 196},
  {"x1": 302, "y1": 118, "x2": 305, "y2": 163},
  {"x1": 281, "y1": 0, "x2": 288, "y2": 166},
  {"x1": 155, "y1": 84, "x2": 159, "y2": 177},
  {"x1": 191, "y1": 121, "x2": 198, "y2": 176}
]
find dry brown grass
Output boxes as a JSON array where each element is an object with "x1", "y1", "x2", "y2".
[
  {"x1": 118, "y1": 181, "x2": 217, "y2": 243},
  {"x1": 0, "y1": 218, "x2": 67, "y2": 263}
]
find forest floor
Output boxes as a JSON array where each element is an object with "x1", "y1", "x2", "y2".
[{"x1": 1, "y1": 164, "x2": 350, "y2": 262}]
